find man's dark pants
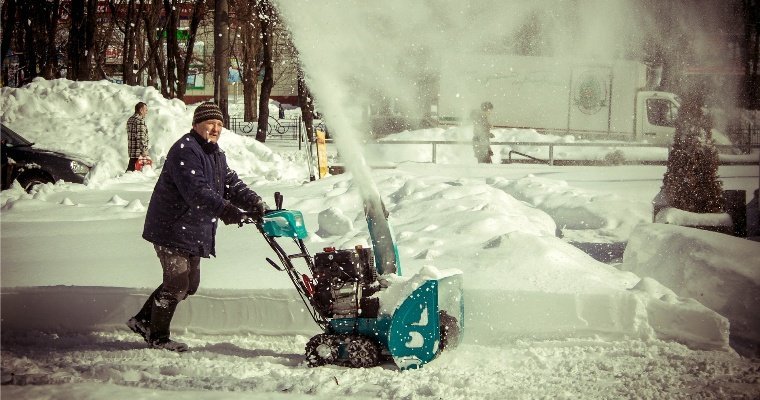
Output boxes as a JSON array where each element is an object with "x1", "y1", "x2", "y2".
[{"x1": 133, "y1": 245, "x2": 201, "y2": 342}]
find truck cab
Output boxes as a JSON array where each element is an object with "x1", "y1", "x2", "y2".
[{"x1": 636, "y1": 91, "x2": 680, "y2": 144}]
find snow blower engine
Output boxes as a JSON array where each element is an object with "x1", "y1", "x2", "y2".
[{"x1": 253, "y1": 192, "x2": 463, "y2": 370}]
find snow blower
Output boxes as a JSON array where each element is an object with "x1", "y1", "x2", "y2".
[{"x1": 253, "y1": 192, "x2": 463, "y2": 370}]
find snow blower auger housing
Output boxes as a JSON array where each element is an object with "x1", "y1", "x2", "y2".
[{"x1": 255, "y1": 192, "x2": 463, "y2": 370}]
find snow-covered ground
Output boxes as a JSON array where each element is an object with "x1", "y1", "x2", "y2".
[{"x1": 2, "y1": 79, "x2": 759, "y2": 399}]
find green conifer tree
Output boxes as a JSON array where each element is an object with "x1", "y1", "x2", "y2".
[{"x1": 662, "y1": 91, "x2": 724, "y2": 214}]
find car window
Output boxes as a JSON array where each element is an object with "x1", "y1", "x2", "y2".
[
  {"x1": 646, "y1": 99, "x2": 678, "y2": 127},
  {"x1": 1, "y1": 124, "x2": 33, "y2": 146}
]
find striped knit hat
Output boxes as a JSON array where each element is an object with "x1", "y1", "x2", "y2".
[{"x1": 193, "y1": 102, "x2": 224, "y2": 124}]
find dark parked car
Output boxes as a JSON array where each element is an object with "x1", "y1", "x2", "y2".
[{"x1": 1, "y1": 123, "x2": 93, "y2": 192}]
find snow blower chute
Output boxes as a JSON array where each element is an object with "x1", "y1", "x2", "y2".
[{"x1": 254, "y1": 192, "x2": 463, "y2": 369}]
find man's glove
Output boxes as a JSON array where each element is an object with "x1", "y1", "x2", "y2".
[
  {"x1": 244, "y1": 196, "x2": 270, "y2": 223},
  {"x1": 219, "y1": 202, "x2": 247, "y2": 225}
]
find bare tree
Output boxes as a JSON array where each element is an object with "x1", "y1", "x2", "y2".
[
  {"x1": 176, "y1": 1, "x2": 206, "y2": 100},
  {"x1": 141, "y1": 0, "x2": 168, "y2": 90},
  {"x1": 2, "y1": 0, "x2": 62, "y2": 85},
  {"x1": 255, "y1": 0, "x2": 275, "y2": 142},
  {"x1": 741, "y1": 0, "x2": 759, "y2": 109},
  {"x1": 162, "y1": 0, "x2": 206, "y2": 100},
  {"x1": 92, "y1": 8, "x2": 120, "y2": 81},
  {"x1": 214, "y1": 0, "x2": 231, "y2": 125},
  {"x1": 297, "y1": 65, "x2": 316, "y2": 142},
  {"x1": 68, "y1": 0, "x2": 98, "y2": 81},
  {"x1": 230, "y1": 0, "x2": 262, "y2": 122},
  {"x1": 230, "y1": 0, "x2": 296, "y2": 125},
  {"x1": 1, "y1": 0, "x2": 18, "y2": 84},
  {"x1": 42, "y1": 0, "x2": 62, "y2": 80},
  {"x1": 107, "y1": 0, "x2": 141, "y2": 85}
]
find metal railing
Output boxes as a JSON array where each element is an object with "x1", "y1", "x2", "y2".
[
  {"x1": 727, "y1": 124, "x2": 760, "y2": 151},
  {"x1": 229, "y1": 116, "x2": 303, "y2": 139},
  {"x1": 371, "y1": 140, "x2": 760, "y2": 166},
  {"x1": 229, "y1": 116, "x2": 330, "y2": 138}
]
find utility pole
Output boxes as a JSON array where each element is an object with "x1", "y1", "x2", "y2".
[{"x1": 214, "y1": 0, "x2": 230, "y2": 127}]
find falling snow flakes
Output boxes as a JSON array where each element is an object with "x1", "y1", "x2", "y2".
[{"x1": 191, "y1": 170, "x2": 196, "y2": 175}]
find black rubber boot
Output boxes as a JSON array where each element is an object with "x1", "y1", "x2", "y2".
[
  {"x1": 127, "y1": 286, "x2": 162, "y2": 343},
  {"x1": 134, "y1": 285, "x2": 162, "y2": 323},
  {"x1": 148, "y1": 295, "x2": 188, "y2": 352}
]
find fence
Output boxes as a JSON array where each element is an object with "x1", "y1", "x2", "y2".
[
  {"x1": 363, "y1": 140, "x2": 760, "y2": 166},
  {"x1": 229, "y1": 116, "x2": 302, "y2": 139},
  {"x1": 727, "y1": 123, "x2": 760, "y2": 150},
  {"x1": 229, "y1": 116, "x2": 329, "y2": 141}
]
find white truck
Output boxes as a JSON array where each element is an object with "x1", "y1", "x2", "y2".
[{"x1": 437, "y1": 54, "x2": 682, "y2": 144}]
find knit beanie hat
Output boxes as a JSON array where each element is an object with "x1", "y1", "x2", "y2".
[{"x1": 193, "y1": 102, "x2": 224, "y2": 124}]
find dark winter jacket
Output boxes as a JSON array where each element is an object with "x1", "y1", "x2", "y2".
[{"x1": 142, "y1": 130, "x2": 261, "y2": 257}]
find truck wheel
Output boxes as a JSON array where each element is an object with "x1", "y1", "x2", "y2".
[
  {"x1": 346, "y1": 335, "x2": 380, "y2": 368},
  {"x1": 438, "y1": 310, "x2": 460, "y2": 353},
  {"x1": 305, "y1": 334, "x2": 339, "y2": 367},
  {"x1": 17, "y1": 172, "x2": 53, "y2": 193}
]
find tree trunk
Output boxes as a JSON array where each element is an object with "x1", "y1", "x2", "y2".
[
  {"x1": 741, "y1": 0, "x2": 760, "y2": 109},
  {"x1": 164, "y1": 0, "x2": 180, "y2": 98},
  {"x1": 141, "y1": 0, "x2": 164, "y2": 90},
  {"x1": 81, "y1": 0, "x2": 97, "y2": 80},
  {"x1": 255, "y1": 0, "x2": 274, "y2": 142},
  {"x1": 297, "y1": 67, "x2": 315, "y2": 142},
  {"x1": 142, "y1": 0, "x2": 169, "y2": 96},
  {"x1": 42, "y1": 0, "x2": 61, "y2": 80},
  {"x1": 239, "y1": 0, "x2": 260, "y2": 122},
  {"x1": 214, "y1": 0, "x2": 230, "y2": 126},
  {"x1": 175, "y1": 0, "x2": 206, "y2": 100},
  {"x1": 752, "y1": 24, "x2": 759, "y2": 109},
  {"x1": 1, "y1": 0, "x2": 18, "y2": 85},
  {"x1": 19, "y1": 2, "x2": 35, "y2": 84},
  {"x1": 68, "y1": 0, "x2": 85, "y2": 80},
  {"x1": 120, "y1": 0, "x2": 138, "y2": 85}
]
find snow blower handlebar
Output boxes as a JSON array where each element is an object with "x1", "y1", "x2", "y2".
[{"x1": 244, "y1": 192, "x2": 330, "y2": 329}]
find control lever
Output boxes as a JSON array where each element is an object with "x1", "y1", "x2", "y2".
[{"x1": 274, "y1": 192, "x2": 284, "y2": 210}]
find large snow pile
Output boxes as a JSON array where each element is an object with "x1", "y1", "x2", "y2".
[
  {"x1": 623, "y1": 223, "x2": 760, "y2": 351},
  {"x1": 0, "y1": 78, "x2": 305, "y2": 184}
]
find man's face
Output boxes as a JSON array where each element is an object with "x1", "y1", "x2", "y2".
[
  {"x1": 139, "y1": 105, "x2": 148, "y2": 117},
  {"x1": 193, "y1": 119, "x2": 223, "y2": 143}
]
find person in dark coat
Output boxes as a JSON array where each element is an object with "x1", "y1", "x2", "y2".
[
  {"x1": 127, "y1": 102, "x2": 268, "y2": 352},
  {"x1": 472, "y1": 101, "x2": 494, "y2": 163}
]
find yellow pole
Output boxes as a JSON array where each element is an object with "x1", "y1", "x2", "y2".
[{"x1": 316, "y1": 130, "x2": 328, "y2": 178}]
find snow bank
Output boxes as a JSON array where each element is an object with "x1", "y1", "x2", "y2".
[
  {"x1": 489, "y1": 175, "x2": 651, "y2": 243},
  {"x1": 0, "y1": 78, "x2": 305, "y2": 185},
  {"x1": 1, "y1": 170, "x2": 733, "y2": 352},
  {"x1": 655, "y1": 207, "x2": 733, "y2": 227},
  {"x1": 622, "y1": 223, "x2": 760, "y2": 350}
]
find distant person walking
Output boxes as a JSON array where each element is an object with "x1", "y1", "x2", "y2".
[
  {"x1": 126, "y1": 102, "x2": 150, "y2": 172},
  {"x1": 127, "y1": 102, "x2": 269, "y2": 352},
  {"x1": 472, "y1": 101, "x2": 494, "y2": 163}
]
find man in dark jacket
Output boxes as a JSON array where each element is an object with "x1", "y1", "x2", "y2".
[{"x1": 127, "y1": 102, "x2": 267, "y2": 352}]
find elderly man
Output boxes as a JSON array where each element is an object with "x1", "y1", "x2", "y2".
[
  {"x1": 127, "y1": 102, "x2": 267, "y2": 351},
  {"x1": 126, "y1": 102, "x2": 149, "y2": 172}
]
